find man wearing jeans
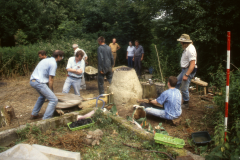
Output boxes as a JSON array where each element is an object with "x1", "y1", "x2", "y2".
[
  {"x1": 146, "y1": 76, "x2": 182, "y2": 120},
  {"x1": 62, "y1": 50, "x2": 85, "y2": 96},
  {"x1": 30, "y1": 50, "x2": 64, "y2": 120},
  {"x1": 73, "y1": 44, "x2": 88, "y2": 90},
  {"x1": 97, "y1": 36, "x2": 114, "y2": 94},
  {"x1": 132, "y1": 40, "x2": 144, "y2": 77},
  {"x1": 175, "y1": 34, "x2": 197, "y2": 109}
]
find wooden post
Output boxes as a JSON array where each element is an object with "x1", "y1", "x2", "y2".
[
  {"x1": 155, "y1": 45, "x2": 164, "y2": 82},
  {"x1": 204, "y1": 87, "x2": 207, "y2": 95}
]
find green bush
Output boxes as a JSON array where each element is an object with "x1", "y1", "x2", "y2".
[
  {"x1": 0, "y1": 38, "x2": 98, "y2": 78},
  {"x1": 205, "y1": 65, "x2": 240, "y2": 159},
  {"x1": 142, "y1": 42, "x2": 182, "y2": 81}
]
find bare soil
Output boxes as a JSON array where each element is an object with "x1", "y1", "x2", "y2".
[
  {"x1": 0, "y1": 76, "x2": 214, "y2": 153},
  {"x1": 0, "y1": 76, "x2": 110, "y2": 131}
]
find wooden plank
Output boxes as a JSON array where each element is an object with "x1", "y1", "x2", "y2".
[{"x1": 191, "y1": 79, "x2": 208, "y2": 86}]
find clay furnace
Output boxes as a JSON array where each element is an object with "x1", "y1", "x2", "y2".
[{"x1": 109, "y1": 67, "x2": 142, "y2": 105}]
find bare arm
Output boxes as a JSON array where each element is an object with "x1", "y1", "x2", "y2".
[
  {"x1": 186, "y1": 60, "x2": 195, "y2": 75},
  {"x1": 49, "y1": 76, "x2": 54, "y2": 91},
  {"x1": 85, "y1": 57, "x2": 88, "y2": 61},
  {"x1": 126, "y1": 51, "x2": 128, "y2": 59},
  {"x1": 183, "y1": 60, "x2": 195, "y2": 81},
  {"x1": 67, "y1": 68, "x2": 83, "y2": 75}
]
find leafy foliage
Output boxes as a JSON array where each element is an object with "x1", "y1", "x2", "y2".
[
  {"x1": 152, "y1": 0, "x2": 240, "y2": 81},
  {"x1": 0, "y1": 38, "x2": 97, "y2": 77},
  {"x1": 204, "y1": 66, "x2": 240, "y2": 159}
]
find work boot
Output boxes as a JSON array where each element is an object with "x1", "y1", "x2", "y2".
[
  {"x1": 181, "y1": 103, "x2": 189, "y2": 109},
  {"x1": 30, "y1": 114, "x2": 43, "y2": 120},
  {"x1": 181, "y1": 101, "x2": 189, "y2": 109}
]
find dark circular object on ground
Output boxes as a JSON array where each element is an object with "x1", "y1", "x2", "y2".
[
  {"x1": 115, "y1": 67, "x2": 132, "y2": 71},
  {"x1": 69, "y1": 118, "x2": 92, "y2": 128}
]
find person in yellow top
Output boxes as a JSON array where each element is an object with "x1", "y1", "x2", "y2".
[{"x1": 109, "y1": 38, "x2": 121, "y2": 67}]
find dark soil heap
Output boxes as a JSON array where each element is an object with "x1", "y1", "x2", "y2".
[{"x1": 69, "y1": 119, "x2": 92, "y2": 128}]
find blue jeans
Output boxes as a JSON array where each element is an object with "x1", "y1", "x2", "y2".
[
  {"x1": 30, "y1": 81, "x2": 58, "y2": 120},
  {"x1": 175, "y1": 68, "x2": 196, "y2": 101},
  {"x1": 62, "y1": 76, "x2": 81, "y2": 96},
  {"x1": 145, "y1": 107, "x2": 174, "y2": 120},
  {"x1": 128, "y1": 56, "x2": 133, "y2": 68}
]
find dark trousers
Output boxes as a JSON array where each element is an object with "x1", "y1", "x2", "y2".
[
  {"x1": 98, "y1": 71, "x2": 113, "y2": 94},
  {"x1": 128, "y1": 56, "x2": 134, "y2": 68},
  {"x1": 134, "y1": 56, "x2": 141, "y2": 76}
]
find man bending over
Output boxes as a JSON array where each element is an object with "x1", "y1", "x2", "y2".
[
  {"x1": 146, "y1": 76, "x2": 182, "y2": 120},
  {"x1": 30, "y1": 50, "x2": 64, "y2": 120}
]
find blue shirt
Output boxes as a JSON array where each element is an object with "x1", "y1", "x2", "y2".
[
  {"x1": 156, "y1": 88, "x2": 182, "y2": 118},
  {"x1": 66, "y1": 57, "x2": 85, "y2": 78},
  {"x1": 133, "y1": 45, "x2": 144, "y2": 57},
  {"x1": 30, "y1": 57, "x2": 57, "y2": 83}
]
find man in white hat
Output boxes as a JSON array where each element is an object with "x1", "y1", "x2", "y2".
[
  {"x1": 72, "y1": 44, "x2": 88, "y2": 90},
  {"x1": 176, "y1": 34, "x2": 197, "y2": 109}
]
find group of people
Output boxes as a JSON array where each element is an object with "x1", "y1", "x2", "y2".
[
  {"x1": 30, "y1": 34, "x2": 197, "y2": 121},
  {"x1": 108, "y1": 38, "x2": 144, "y2": 77}
]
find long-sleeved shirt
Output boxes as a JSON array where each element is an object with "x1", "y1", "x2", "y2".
[
  {"x1": 97, "y1": 44, "x2": 114, "y2": 73},
  {"x1": 156, "y1": 88, "x2": 182, "y2": 119}
]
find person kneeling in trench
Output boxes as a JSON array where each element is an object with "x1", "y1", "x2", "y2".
[{"x1": 146, "y1": 76, "x2": 182, "y2": 120}]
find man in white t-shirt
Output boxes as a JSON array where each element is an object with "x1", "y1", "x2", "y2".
[
  {"x1": 175, "y1": 34, "x2": 197, "y2": 109},
  {"x1": 126, "y1": 41, "x2": 134, "y2": 67},
  {"x1": 73, "y1": 44, "x2": 87, "y2": 90}
]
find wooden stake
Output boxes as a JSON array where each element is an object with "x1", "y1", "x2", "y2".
[{"x1": 154, "y1": 45, "x2": 163, "y2": 82}]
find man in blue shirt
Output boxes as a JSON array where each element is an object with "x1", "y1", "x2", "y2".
[
  {"x1": 62, "y1": 50, "x2": 85, "y2": 96},
  {"x1": 146, "y1": 76, "x2": 182, "y2": 120},
  {"x1": 132, "y1": 40, "x2": 144, "y2": 77},
  {"x1": 30, "y1": 50, "x2": 64, "y2": 120},
  {"x1": 97, "y1": 36, "x2": 114, "y2": 94}
]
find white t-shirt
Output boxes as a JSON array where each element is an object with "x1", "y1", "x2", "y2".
[
  {"x1": 180, "y1": 44, "x2": 197, "y2": 68},
  {"x1": 127, "y1": 46, "x2": 134, "y2": 57},
  {"x1": 74, "y1": 48, "x2": 87, "y2": 60}
]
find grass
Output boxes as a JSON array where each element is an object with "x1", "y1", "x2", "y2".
[{"x1": 7, "y1": 118, "x2": 174, "y2": 159}]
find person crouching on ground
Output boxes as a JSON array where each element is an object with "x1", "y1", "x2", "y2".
[
  {"x1": 62, "y1": 50, "x2": 85, "y2": 96},
  {"x1": 146, "y1": 76, "x2": 182, "y2": 120},
  {"x1": 30, "y1": 50, "x2": 64, "y2": 120},
  {"x1": 97, "y1": 36, "x2": 114, "y2": 94}
]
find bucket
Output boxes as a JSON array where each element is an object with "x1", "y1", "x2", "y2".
[
  {"x1": 144, "y1": 74, "x2": 153, "y2": 80},
  {"x1": 155, "y1": 82, "x2": 165, "y2": 96}
]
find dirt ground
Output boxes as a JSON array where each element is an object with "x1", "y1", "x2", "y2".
[
  {"x1": 0, "y1": 76, "x2": 109, "y2": 131},
  {"x1": 0, "y1": 75, "x2": 214, "y2": 153}
]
